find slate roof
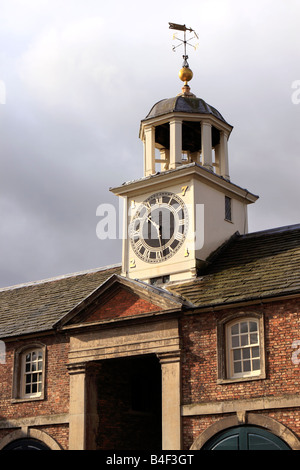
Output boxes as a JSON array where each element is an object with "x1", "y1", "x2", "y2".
[
  {"x1": 168, "y1": 224, "x2": 300, "y2": 308},
  {"x1": 143, "y1": 96, "x2": 230, "y2": 125},
  {"x1": 0, "y1": 265, "x2": 121, "y2": 339},
  {"x1": 0, "y1": 224, "x2": 299, "y2": 340}
]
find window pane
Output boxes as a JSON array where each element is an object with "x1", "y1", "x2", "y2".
[
  {"x1": 242, "y1": 348, "x2": 250, "y2": 359},
  {"x1": 26, "y1": 385, "x2": 31, "y2": 394},
  {"x1": 241, "y1": 322, "x2": 248, "y2": 333},
  {"x1": 234, "y1": 361, "x2": 242, "y2": 373},
  {"x1": 243, "y1": 360, "x2": 251, "y2": 372},
  {"x1": 26, "y1": 374, "x2": 31, "y2": 384},
  {"x1": 31, "y1": 362, "x2": 37, "y2": 372},
  {"x1": 38, "y1": 361, "x2": 43, "y2": 371},
  {"x1": 232, "y1": 335, "x2": 240, "y2": 347},
  {"x1": 252, "y1": 359, "x2": 260, "y2": 371},
  {"x1": 26, "y1": 353, "x2": 31, "y2": 362},
  {"x1": 241, "y1": 334, "x2": 249, "y2": 346},
  {"x1": 32, "y1": 383, "x2": 37, "y2": 393},
  {"x1": 250, "y1": 333, "x2": 258, "y2": 344},
  {"x1": 252, "y1": 346, "x2": 260, "y2": 358},
  {"x1": 250, "y1": 321, "x2": 257, "y2": 332},
  {"x1": 231, "y1": 324, "x2": 239, "y2": 335},
  {"x1": 233, "y1": 349, "x2": 241, "y2": 361},
  {"x1": 32, "y1": 352, "x2": 37, "y2": 361}
]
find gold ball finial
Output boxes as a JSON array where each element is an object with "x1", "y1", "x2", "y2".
[{"x1": 178, "y1": 66, "x2": 193, "y2": 85}]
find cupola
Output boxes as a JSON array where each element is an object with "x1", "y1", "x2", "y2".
[{"x1": 139, "y1": 40, "x2": 232, "y2": 180}]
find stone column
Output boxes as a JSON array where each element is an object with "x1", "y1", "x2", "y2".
[
  {"x1": 169, "y1": 119, "x2": 182, "y2": 169},
  {"x1": 86, "y1": 363, "x2": 101, "y2": 450},
  {"x1": 201, "y1": 122, "x2": 213, "y2": 171},
  {"x1": 160, "y1": 148, "x2": 170, "y2": 171},
  {"x1": 68, "y1": 363, "x2": 87, "y2": 450},
  {"x1": 158, "y1": 351, "x2": 181, "y2": 450},
  {"x1": 219, "y1": 131, "x2": 230, "y2": 180},
  {"x1": 144, "y1": 126, "x2": 156, "y2": 176}
]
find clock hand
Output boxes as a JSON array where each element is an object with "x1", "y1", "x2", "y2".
[
  {"x1": 157, "y1": 225, "x2": 164, "y2": 256},
  {"x1": 146, "y1": 215, "x2": 160, "y2": 231}
]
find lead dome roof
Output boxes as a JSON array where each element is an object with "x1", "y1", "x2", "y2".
[{"x1": 144, "y1": 95, "x2": 229, "y2": 124}]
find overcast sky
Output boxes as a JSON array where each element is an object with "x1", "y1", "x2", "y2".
[{"x1": 0, "y1": 0, "x2": 299, "y2": 288}]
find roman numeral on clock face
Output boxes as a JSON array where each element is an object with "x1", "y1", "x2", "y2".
[
  {"x1": 134, "y1": 239, "x2": 143, "y2": 251},
  {"x1": 175, "y1": 232, "x2": 183, "y2": 241}
]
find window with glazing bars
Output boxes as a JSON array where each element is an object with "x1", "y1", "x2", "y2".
[
  {"x1": 227, "y1": 319, "x2": 261, "y2": 378},
  {"x1": 22, "y1": 349, "x2": 43, "y2": 397},
  {"x1": 225, "y1": 196, "x2": 232, "y2": 221}
]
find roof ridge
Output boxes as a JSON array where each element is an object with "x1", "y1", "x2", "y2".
[
  {"x1": 0, "y1": 263, "x2": 122, "y2": 293},
  {"x1": 242, "y1": 223, "x2": 300, "y2": 239}
]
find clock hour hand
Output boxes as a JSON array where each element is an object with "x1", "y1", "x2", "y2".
[
  {"x1": 147, "y1": 215, "x2": 164, "y2": 253},
  {"x1": 146, "y1": 215, "x2": 160, "y2": 232}
]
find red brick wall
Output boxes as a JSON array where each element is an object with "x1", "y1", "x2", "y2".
[
  {"x1": 181, "y1": 298, "x2": 300, "y2": 448},
  {"x1": 0, "y1": 334, "x2": 69, "y2": 449},
  {"x1": 83, "y1": 287, "x2": 160, "y2": 323}
]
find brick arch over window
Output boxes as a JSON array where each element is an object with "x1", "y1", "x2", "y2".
[
  {"x1": 190, "y1": 413, "x2": 300, "y2": 450},
  {"x1": 0, "y1": 428, "x2": 62, "y2": 450}
]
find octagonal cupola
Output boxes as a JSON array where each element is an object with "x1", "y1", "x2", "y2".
[{"x1": 139, "y1": 57, "x2": 233, "y2": 180}]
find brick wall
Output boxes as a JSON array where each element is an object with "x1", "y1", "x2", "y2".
[
  {"x1": 181, "y1": 298, "x2": 300, "y2": 448},
  {"x1": 0, "y1": 334, "x2": 70, "y2": 449},
  {"x1": 82, "y1": 287, "x2": 160, "y2": 323}
]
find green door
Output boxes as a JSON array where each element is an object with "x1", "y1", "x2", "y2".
[{"x1": 203, "y1": 426, "x2": 291, "y2": 450}]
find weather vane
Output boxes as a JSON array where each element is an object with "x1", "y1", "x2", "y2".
[
  {"x1": 169, "y1": 22, "x2": 199, "y2": 65},
  {"x1": 169, "y1": 22, "x2": 199, "y2": 95}
]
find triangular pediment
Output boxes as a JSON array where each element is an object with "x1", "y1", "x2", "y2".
[{"x1": 54, "y1": 275, "x2": 188, "y2": 329}]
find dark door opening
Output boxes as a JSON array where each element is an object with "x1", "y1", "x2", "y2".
[{"x1": 95, "y1": 354, "x2": 162, "y2": 450}]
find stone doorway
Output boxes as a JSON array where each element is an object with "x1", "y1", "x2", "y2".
[{"x1": 92, "y1": 354, "x2": 162, "y2": 450}]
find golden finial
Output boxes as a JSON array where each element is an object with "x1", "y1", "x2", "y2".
[
  {"x1": 179, "y1": 63, "x2": 193, "y2": 85},
  {"x1": 169, "y1": 22, "x2": 198, "y2": 96}
]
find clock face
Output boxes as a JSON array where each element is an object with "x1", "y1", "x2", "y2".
[{"x1": 129, "y1": 191, "x2": 189, "y2": 263}]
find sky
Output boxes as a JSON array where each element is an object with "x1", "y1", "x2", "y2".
[{"x1": 0, "y1": 0, "x2": 299, "y2": 288}]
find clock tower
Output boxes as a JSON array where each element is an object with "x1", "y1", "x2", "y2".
[{"x1": 110, "y1": 26, "x2": 258, "y2": 284}]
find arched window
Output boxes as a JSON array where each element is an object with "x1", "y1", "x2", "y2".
[
  {"x1": 21, "y1": 348, "x2": 44, "y2": 398},
  {"x1": 226, "y1": 318, "x2": 261, "y2": 379},
  {"x1": 12, "y1": 343, "x2": 46, "y2": 401}
]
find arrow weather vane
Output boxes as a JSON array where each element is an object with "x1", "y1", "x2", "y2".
[
  {"x1": 169, "y1": 22, "x2": 199, "y2": 65},
  {"x1": 169, "y1": 22, "x2": 199, "y2": 94}
]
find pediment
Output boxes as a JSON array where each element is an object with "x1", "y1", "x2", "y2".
[{"x1": 54, "y1": 274, "x2": 187, "y2": 329}]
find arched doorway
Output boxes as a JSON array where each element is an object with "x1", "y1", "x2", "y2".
[
  {"x1": 202, "y1": 426, "x2": 291, "y2": 450},
  {"x1": 3, "y1": 438, "x2": 50, "y2": 450}
]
